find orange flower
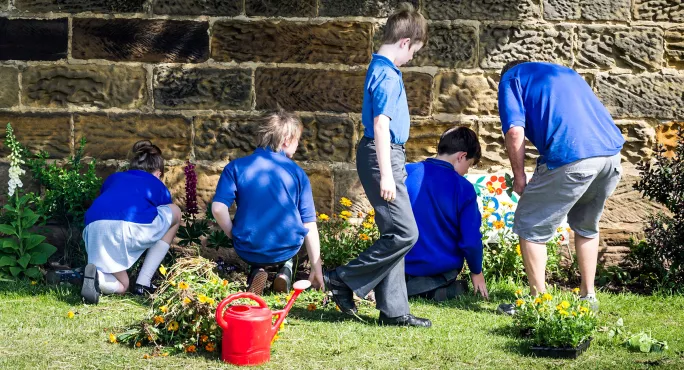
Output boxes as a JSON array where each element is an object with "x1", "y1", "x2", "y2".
[
  {"x1": 357, "y1": 211, "x2": 363, "y2": 218},
  {"x1": 143, "y1": 354, "x2": 151, "y2": 359},
  {"x1": 205, "y1": 342, "x2": 216, "y2": 352},
  {"x1": 359, "y1": 233, "x2": 370, "y2": 241},
  {"x1": 167, "y1": 321, "x2": 179, "y2": 332},
  {"x1": 153, "y1": 315, "x2": 165, "y2": 325},
  {"x1": 493, "y1": 221, "x2": 504, "y2": 229},
  {"x1": 222, "y1": 279, "x2": 228, "y2": 286},
  {"x1": 185, "y1": 345, "x2": 196, "y2": 353},
  {"x1": 307, "y1": 303, "x2": 317, "y2": 311},
  {"x1": 200, "y1": 335, "x2": 209, "y2": 343},
  {"x1": 135, "y1": 341, "x2": 142, "y2": 347}
]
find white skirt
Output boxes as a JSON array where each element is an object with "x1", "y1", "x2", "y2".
[{"x1": 83, "y1": 205, "x2": 173, "y2": 273}]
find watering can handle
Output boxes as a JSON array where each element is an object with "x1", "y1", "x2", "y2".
[{"x1": 215, "y1": 292, "x2": 269, "y2": 330}]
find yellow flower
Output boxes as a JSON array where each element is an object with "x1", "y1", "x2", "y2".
[
  {"x1": 135, "y1": 341, "x2": 142, "y2": 347},
  {"x1": 160, "y1": 305, "x2": 168, "y2": 313},
  {"x1": 335, "y1": 305, "x2": 341, "y2": 311},
  {"x1": 560, "y1": 300, "x2": 570, "y2": 309},
  {"x1": 542, "y1": 293, "x2": 553, "y2": 301},
  {"x1": 109, "y1": 333, "x2": 117, "y2": 343},
  {"x1": 501, "y1": 201, "x2": 513, "y2": 208},
  {"x1": 159, "y1": 265, "x2": 167, "y2": 276},
  {"x1": 482, "y1": 213, "x2": 491, "y2": 220},
  {"x1": 318, "y1": 214, "x2": 330, "y2": 221},
  {"x1": 211, "y1": 278, "x2": 218, "y2": 285},
  {"x1": 167, "y1": 321, "x2": 179, "y2": 332},
  {"x1": 275, "y1": 297, "x2": 282, "y2": 304},
  {"x1": 169, "y1": 281, "x2": 176, "y2": 287},
  {"x1": 579, "y1": 306, "x2": 589, "y2": 314},
  {"x1": 515, "y1": 299, "x2": 524, "y2": 307},
  {"x1": 557, "y1": 226, "x2": 564, "y2": 233},
  {"x1": 566, "y1": 227, "x2": 572, "y2": 233},
  {"x1": 286, "y1": 293, "x2": 293, "y2": 301},
  {"x1": 178, "y1": 281, "x2": 189, "y2": 290},
  {"x1": 572, "y1": 311, "x2": 578, "y2": 317},
  {"x1": 143, "y1": 354, "x2": 151, "y2": 359},
  {"x1": 487, "y1": 184, "x2": 495, "y2": 193},
  {"x1": 67, "y1": 311, "x2": 75, "y2": 319},
  {"x1": 161, "y1": 352, "x2": 169, "y2": 357},
  {"x1": 572, "y1": 288, "x2": 580, "y2": 294},
  {"x1": 271, "y1": 335, "x2": 280, "y2": 344},
  {"x1": 153, "y1": 315, "x2": 165, "y2": 325},
  {"x1": 198, "y1": 294, "x2": 208, "y2": 304},
  {"x1": 515, "y1": 289, "x2": 523, "y2": 296},
  {"x1": 493, "y1": 221, "x2": 505, "y2": 229},
  {"x1": 359, "y1": 233, "x2": 370, "y2": 241},
  {"x1": 200, "y1": 335, "x2": 209, "y2": 343},
  {"x1": 368, "y1": 216, "x2": 375, "y2": 224},
  {"x1": 515, "y1": 244, "x2": 522, "y2": 256},
  {"x1": 185, "y1": 345, "x2": 196, "y2": 353},
  {"x1": 362, "y1": 222, "x2": 373, "y2": 229},
  {"x1": 340, "y1": 210, "x2": 352, "y2": 217},
  {"x1": 31, "y1": 281, "x2": 37, "y2": 285},
  {"x1": 559, "y1": 309, "x2": 569, "y2": 317},
  {"x1": 207, "y1": 298, "x2": 215, "y2": 305},
  {"x1": 533, "y1": 298, "x2": 542, "y2": 305},
  {"x1": 279, "y1": 322, "x2": 285, "y2": 331},
  {"x1": 183, "y1": 297, "x2": 192, "y2": 305},
  {"x1": 340, "y1": 197, "x2": 352, "y2": 207},
  {"x1": 307, "y1": 303, "x2": 317, "y2": 311},
  {"x1": 147, "y1": 335, "x2": 153, "y2": 341},
  {"x1": 205, "y1": 342, "x2": 216, "y2": 352}
]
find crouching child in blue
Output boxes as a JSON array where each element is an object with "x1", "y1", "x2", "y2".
[
  {"x1": 404, "y1": 127, "x2": 489, "y2": 301},
  {"x1": 81, "y1": 140, "x2": 181, "y2": 304},
  {"x1": 211, "y1": 110, "x2": 324, "y2": 295}
]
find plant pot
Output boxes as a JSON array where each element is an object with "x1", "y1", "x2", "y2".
[{"x1": 530, "y1": 337, "x2": 592, "y2": 359}]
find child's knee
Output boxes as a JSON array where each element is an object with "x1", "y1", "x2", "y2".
[{"x1": 167, "y1": 203, "x2": 182, "y2": 224}]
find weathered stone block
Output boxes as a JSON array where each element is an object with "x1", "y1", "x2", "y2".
[
  {"x1": 544, "y1": 0, "x2": 630, "y2": 20},
  {"x1": 409, "y1": 23, "x2": 477, "y2": 68},
  {"x1": 615, "y1": 120, "x2": 656, "y2": 164},
  {"x1": 595, "y1": 74, "x2": 684, "y2": 120},
  {"x1": 302, "y1": 164, "x2": 334, "y2": 215},
  {"x1": 72, "y1": 18, "x2": 209, "y2": 63},
  {"x1": 255, "y1": 68, "x2": 365, "y2": 113},
  {"x1": 404, "y1": 72, "x2": 433, "y2": 116},
  {"x1": 480, "y1": 24, "x2": 573, "y2": 69},
  {"x1": 434, "y1": 72, "x2": 498, "y2": 115},
  {"x1": 74, "y1": 114, "x2": 191, "y2": 160},
  {"x1": 14, "y1": 0, "x2": 144, "y2": 13},
  {"x1": 0, "y1": 67, "x2": 19, "y2": 108},
  {"x1": 656, "y1": 121, "x2": 683, "y2": 157},
  {"x1": 165, "y1": 163, "x2": 223, "y2": 210},
  {"x1": 477, "y1": 119, "x2": 539, "y2": 169},
  {"x1": 634, "y1": 0, "x2": 683, "y2": 22},
  {"x1": 576, "y1": 26, "x2": 664, "y2": 71},
  {"x1": 0, "y1": 113, "x2": 71, "y2": 158},
  {"x1": 298, "y1": 115, "x2": 355, "y2": 162},
  {"x1": 319, "y1": 0, "x2": 418, "y2": 17},
  {"x1": 154, "y1": 67, "x2": 252, "y2": 110},
  {"x1": 665, "y1": 27, "x2": 684, "y2": 67},
  {"x1": 152, "y1": 0, "x2": 241, "y2": 15},
  {"x1": 245, "y1": 0, "x2": 316, "y2": 17},
  {"x1": 22, "y1": 65, "x2": 148, "y2": 109},
  {"x1": 0, "y1": 18, "x2": 67, "y2": 61},
  {"x1": 332, "y1": 164, "x2": 371, "y2": 215},
  {"x1": 423, "y1": 0, "x2": 540, "y2": 20},
  {"x1": 406, "y1": 119, "x2": 475, "y2": 163},
  {"x1": 212, "y1": 21, "x2": 371, "y2": 65}
]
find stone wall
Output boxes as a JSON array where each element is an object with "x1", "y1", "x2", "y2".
[{"x1": 1, "y1": 0, "x2": 683, "y2": 265}]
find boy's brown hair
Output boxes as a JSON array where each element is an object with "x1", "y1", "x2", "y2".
[
  {"x1": 381, "y1": 2, "x2": 428, "y2": 47},
  {"x1": 255, "y1": 109, "x2": 303, "y2": 152},
  {"x1": 130, "y1": 140, "x2": 165, "y2": 176},
  {"x1": 438, "y1": 126, "x2": 482, "y2": 165}
]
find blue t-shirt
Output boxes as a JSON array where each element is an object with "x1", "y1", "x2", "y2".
[
  {"x1": 85, "y1": 170, "x2": 172, "y2": 226},
  {"x1": 498, "y1": 62, "x2": 624, "y2": 170},
  {"x1": 404, "y1": 158, "x2": 484, "y2": 276},
  {"x1": 361, "y1": 54, "x2": 411, "y2": 144},
  {"x1": 213, "y1": 147, "x2": 316, "y2": 264}
]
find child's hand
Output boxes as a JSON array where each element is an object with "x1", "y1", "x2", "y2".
[
  {"x1": 380, "y1": 176, "x2": 396, "y2": 202},
  {"x1": 470, "y1": 272, "x2": 489, "y2": 300},
  {"x1": 308, "y1": 269, "x2": 325, "y2": 291}
]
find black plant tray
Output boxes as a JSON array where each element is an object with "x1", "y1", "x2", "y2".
[{"x1": 530, "y1": 337, "x2": 592, "y2": 359}]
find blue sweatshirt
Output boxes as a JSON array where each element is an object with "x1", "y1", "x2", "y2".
[
  {"x1": 213, "y1": 147, "x2": 316, "y2": 264},
  {"x1": 404, "y1": 158, "x2": 484, "y2": 276},
  {"x1": 85, "y1": 170, "x2": 172, "y2": 226}
]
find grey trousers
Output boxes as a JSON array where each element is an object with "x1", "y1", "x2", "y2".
[{"x1": 337, "y1": 137, "x2": 419, "y2": 317}]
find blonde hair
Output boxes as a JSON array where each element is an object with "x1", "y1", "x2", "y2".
[
  {"x1": 255, "y1": 109, "x2": 303, "y2": 152},
  {"x1": 381, "y1": 2, "x2": 428, "y2": 47}
]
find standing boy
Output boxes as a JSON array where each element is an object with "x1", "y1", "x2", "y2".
[{"x1": 323, "y1": 3, "x2": 431, "y2": 327}]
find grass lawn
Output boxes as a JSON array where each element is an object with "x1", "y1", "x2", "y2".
[{"x1": 1, "y1": 280, "x2": 683, "y2": 369}]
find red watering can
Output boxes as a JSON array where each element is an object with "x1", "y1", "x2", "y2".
[{"x1": 215, "y1": 280, "x2": 311, "y2": 366}]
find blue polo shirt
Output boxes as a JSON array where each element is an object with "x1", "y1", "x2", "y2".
[
  {"x1": 498, "y1": 62, "x2": 624, "y2": 170},
  {"x1": 213, "y1": 147, "x2": 316, "y2": 264},
  {"x1": 85, "y1": 170, "x2": 172, "y2": 226},
  {"x1": 361, "y1": 54, "x2": 411, "y2": 144},
  {"x1": 404, "y1": 158, "x2": 484, "y2": 276}
]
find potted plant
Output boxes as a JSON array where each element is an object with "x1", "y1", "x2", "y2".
[{"x1": 512, "y1": 290, "x2": 597, "y2": 359}]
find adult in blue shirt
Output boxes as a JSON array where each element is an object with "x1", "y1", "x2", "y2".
[
  {"x1": 212, "y1": 110, "x2": 324, "y2": 295},
  {"x1": 497, "y1": 61, "x2": 625, "y2": 313},
  {"x1": 404, "y1": 127, "x2": 489, "y2": 301}
]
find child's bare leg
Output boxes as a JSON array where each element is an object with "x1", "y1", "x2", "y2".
[
  {"x1": 97, "y1": 270, "x2": 128, "y2": 294},
  {"x1": 520, "y1": 238, "x2": 547, "y2": 296},
  {"x1": 136, "y1": 204, "x2": 181, "y2": 287}
]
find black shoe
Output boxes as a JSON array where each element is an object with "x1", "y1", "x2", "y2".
[
  {"x1": 378, "y1": 313, "x2": 432, "y2": 328},
  {"x1": 131, "y1": 283, "x2": 157, "y2": 296},
  {"x1": 247, "y1": 267, "x2": 268, "y2": 296},
  {"x1": 323, "y1": 270, "x2": 357, "y2": 315},
  {"x1": 273, "y1": 259, "x2": 293, "y2": 294},
  {"x1": 81, "y1": 264, "x2": 100, "y2": 305}
]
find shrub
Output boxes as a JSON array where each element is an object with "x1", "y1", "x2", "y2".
[{"x1": 632, "y1": 128, "x2": 684, "y2": 291}]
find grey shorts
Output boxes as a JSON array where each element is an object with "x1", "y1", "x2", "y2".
[{"x1": 513, "y1": 154, "x2": 622, "y2": 243}]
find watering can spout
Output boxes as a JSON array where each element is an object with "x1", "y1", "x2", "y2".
[{"x1": 271, "y1": 280, "x2": 311, "y2": 339}]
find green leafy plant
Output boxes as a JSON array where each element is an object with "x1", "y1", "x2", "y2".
[
  {"x1": 0, "y1": 123, "x2": 57, "y2": 279},
  {"x1": 25, "y1": 137, "x2": 102, "y2": 266},
  {"x1": 512, "y1": 289, "x2": 597, "y2": 348},
  {"x1": 318, "y1": 197, "x2": 379, "y2": 269},
  {"x1": 607, "y1": 318, "x2": 668, "y2": 353}
]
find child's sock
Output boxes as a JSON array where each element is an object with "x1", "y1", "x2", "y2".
[
  {"x1": 136, "y1": 240, "x2": 170, "y2": 287},
  {"x1": 97, "y1": 270, "x2": 125, "y2": 294}
]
